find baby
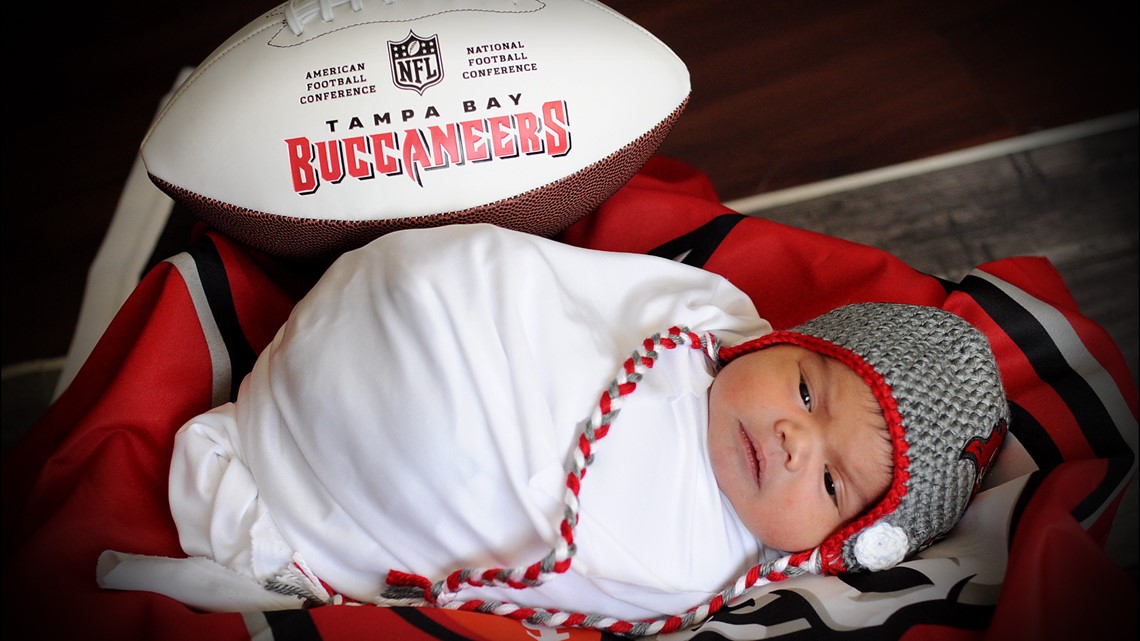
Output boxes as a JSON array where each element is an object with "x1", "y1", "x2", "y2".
[{"x1": 98, "y1": 223, "x2": 1009, "y2": 634}]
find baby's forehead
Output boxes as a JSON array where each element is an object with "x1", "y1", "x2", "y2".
[{"x1": 809, "y1": 348, "x2": 877, "y2": 398}]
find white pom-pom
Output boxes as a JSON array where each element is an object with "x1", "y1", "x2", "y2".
[{"x1": 853, "y1": 521, "x2": 909, "y2": 570}]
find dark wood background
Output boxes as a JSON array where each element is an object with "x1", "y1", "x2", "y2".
[{"x1": 3, "y1": 0, "x2": 1136, "y2": 369}]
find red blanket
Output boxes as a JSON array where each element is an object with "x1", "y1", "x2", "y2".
[{"x1": 4, "y1": 157, "x2": 1136, "y2": 640}]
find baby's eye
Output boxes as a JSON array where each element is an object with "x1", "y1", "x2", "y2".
[
  {"x1": 824, "y1": 468, "x2": 836, "y2": 500},
  {"x1": 799, "y1": 376, "x2": 812, "y2": 411}
]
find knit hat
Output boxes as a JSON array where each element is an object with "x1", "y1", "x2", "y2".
[{"x1": 718, "y1": 302, "x2": 1010, "y2": 574}]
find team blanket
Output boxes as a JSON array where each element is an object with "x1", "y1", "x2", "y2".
[{"x1": 3, "y1": 156, "x2": 1136, "y2": 640}]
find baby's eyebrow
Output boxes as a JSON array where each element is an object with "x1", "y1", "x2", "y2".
[
  {"x1": 813, "y1": 353, "x2": 839, "y2": 421},
  {"x1": 844, "y1": 464, "x2": 876, "y2": 517},
  {"x1": 844, "y1": 413, "x2": 893, "y2": 517}
]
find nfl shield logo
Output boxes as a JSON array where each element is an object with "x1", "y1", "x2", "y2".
[{"x1": 389, "y1": 31, "x2": 444, "y2": 94}]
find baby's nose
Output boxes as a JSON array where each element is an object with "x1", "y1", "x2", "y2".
[{"x1": 777, "y1": 418, "x2": 815, "y2": 471}]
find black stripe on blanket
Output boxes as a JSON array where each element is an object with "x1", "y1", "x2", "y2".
[
  {"x1": 647, "y1": 213, "x2": 745, "y2": 268},
  {"x1": 958, "y1": 274, "x2": 1134, "y2": 525},
  {"x1": 187, "y1": 236, "x2": 258, "y2": 402},
  {"x1": 1006, "y1": 468, "x2": 1049, "y2": 554},
  {"x1": 262, "y1": 609, "x2": 323, "y2": 641},
  {"x1": 960, "y1": 274, "x2": 1130, "y2": 461},
  {"x1": 706, "y1": 581, "x2": 993, "y2": 637},
  {"x1": 390, "y1": 607, "x2": 477, "y2": 640}
]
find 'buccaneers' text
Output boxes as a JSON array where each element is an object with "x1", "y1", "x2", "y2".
[{"x1": 286, "y1": 100, "x2": 570, "y2": 192}]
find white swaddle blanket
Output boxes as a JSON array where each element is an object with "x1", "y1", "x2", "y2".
[{"x1": 99, "y1": 224, "x2": 778, "y2": 620}]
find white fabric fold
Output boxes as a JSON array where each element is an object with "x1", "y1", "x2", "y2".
[{"x1": 96, "y1": 551, "x2": 302, "y2": 612}]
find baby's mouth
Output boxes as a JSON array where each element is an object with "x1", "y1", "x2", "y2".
[{"x1": 740, "y1": 426, "x2": 762, "y2": 487}]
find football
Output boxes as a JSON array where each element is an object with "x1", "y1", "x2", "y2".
[{"x1": 141, "y1": 0, "x2": 691, "y2": 260}]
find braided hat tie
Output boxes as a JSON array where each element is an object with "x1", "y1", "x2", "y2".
[{"x1": 380, "y1": 326, "x2": 805, "y2": 635}]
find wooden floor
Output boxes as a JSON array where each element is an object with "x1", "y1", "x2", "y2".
[
  {"x1": 758, "y1": 123, "x2": 1138, "y2": 382},
  {"x1": 3, "y1": 0, "x2": 1137, "y2": 373}
]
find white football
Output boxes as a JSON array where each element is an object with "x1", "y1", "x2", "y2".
[{"x1": 141, "y1": 0, "x2": 690, "y2": 259}]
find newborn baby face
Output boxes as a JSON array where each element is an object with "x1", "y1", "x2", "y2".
[{"x1": 707, "y1": 344, "x2": 892, "y2": 553}]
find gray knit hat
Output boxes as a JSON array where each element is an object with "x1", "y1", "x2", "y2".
[{"x1": 719, "y1": 302, "x2": 1010, "y2": 574}]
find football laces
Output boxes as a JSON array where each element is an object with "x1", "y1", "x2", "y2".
[
  {"x1": 283, "y1": 0, "x2": 528, "y2": 36},
  {"x1": 285, "y1": 0, "x2": 373, "y2": 36}
]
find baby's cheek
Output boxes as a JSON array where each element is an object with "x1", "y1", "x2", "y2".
[{"x1": 756, "y1": 491, "x2": 832, "y2": 552}]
